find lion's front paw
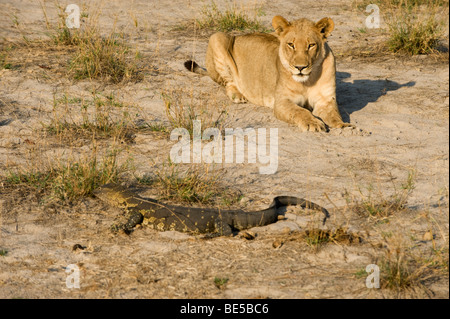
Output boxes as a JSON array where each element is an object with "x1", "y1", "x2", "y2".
[
  {"x1": 328, "y1": 121, "x2": 355, "y2": 129},
  {"x1": 297, "y1": 115, "x2": 327, "y2": 132},
  {"x1": 226, "y1": 85, "x2": 247, "y2": 104},
  {"x1": 231, "y1": 92, "x2": 247, "y2": 104}
]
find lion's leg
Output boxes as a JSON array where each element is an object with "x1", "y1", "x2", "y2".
[
  {"x1": 206, "y1": 32, "x2": 247, "y2": 104},
  {"x1": 274, "y1": 99, "x2": 327, "y2": 132}
]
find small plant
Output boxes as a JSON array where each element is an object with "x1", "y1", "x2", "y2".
[
  {"x1": 0, "y1": 53, "x2": 12, "y2": 70},
  {"x1": 49, "y1": 6, "x2": 87, "y2": 46},
  {"x1": 0, "y1": 249, "x2": 8, "y2": 257},
  {"x1": 9, "y1": 13, "x2": 30, "y2": 44},
  {"x1": 51, "y1": 25, "x2": 80, "y2": 46},
  {"x1": 428, "y1": 247, "x2": 449, "y2": 274},
  {"x1": 213, "y1": 277, "x2": 229, "y2": 289},
  {"x1": 0, "y1": 44, "x2": 18, "y2": 70},
  {"x1": 196, "y1": 1, "x2": 268, "y2": 32},
  {"x1": 139, "y1": 121, "x2": 170, "y2": 133},
  {"x1": 354, "y1": 267, "x2": 369, "y2": 279}
]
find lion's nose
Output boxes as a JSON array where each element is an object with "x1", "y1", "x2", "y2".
[{"x1": 295, "y1": 65, "x2": 308, "y2": 72}]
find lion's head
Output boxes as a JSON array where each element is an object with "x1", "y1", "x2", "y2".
[{"x1": 272, "y1": 16, "x2": 334, "y2": 83}]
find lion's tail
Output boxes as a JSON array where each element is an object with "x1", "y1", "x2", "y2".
[{"x1": 184, "y1": 60, "x2": 208, "y2": 76}]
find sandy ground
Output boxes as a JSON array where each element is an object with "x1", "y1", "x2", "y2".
[{"x1": 0, "y1": 0, "x2": 448, "y2": 299}]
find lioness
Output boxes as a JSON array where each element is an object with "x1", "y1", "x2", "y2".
[{"x1": 185, "y1": 15, "x2": 352, "y2": 132}]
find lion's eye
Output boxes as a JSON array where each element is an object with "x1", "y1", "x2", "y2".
[
  {"x1": 308, "y1": 43, "x2": 316, "y2": 49},
  {"x1": 287, "y1": 42, "x2": 295, "y2": 49}
]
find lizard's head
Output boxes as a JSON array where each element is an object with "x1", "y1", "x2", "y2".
[{"x1": 94, "y1": 183, "x2": 134, "y2": 208}]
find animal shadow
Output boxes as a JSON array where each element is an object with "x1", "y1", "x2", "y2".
[{"x1": 336, "y1": 72, "x2": 415, "y2": 123}]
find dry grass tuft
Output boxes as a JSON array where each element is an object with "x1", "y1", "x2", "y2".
[
  {"x1": 162, "y1": 87, "x2": 228, "y2": 135},
  {"x1": 269, "y1": 227, "x2": 364, "y2": 252},
  {"x1": 377, "y1": 233, "x2": 448, "y2": 291},
  {"x1": 67, "y1": 29, "x2": 142, "y2": 83},
  {"x1": 384, "y1": 1, "x2": 447, "y2": 55},
  {"x1": 354, "y1": 0, "x2": 449, "y2": 56},
  {"x1": 7, "y1": 1, "x2": 146, "y2": 83},
  {"x1": 137, "y1": 161, "x2": 242, "y2": 207},
  {"x1": 345, "y1": 169, "x2": 416, "y2": 219},
  {"x1": 3, "y1": 147, "x2": 126, "y2": 203},
  {"x1": 302, "y1": 227, "x2": 364, "y2": 251},
  {"x1": 196, "y1": 1, "x2": 269, "y2": 33},
  {"x1": 44, "y1": 91, "x2": 140, "y2": 143}
]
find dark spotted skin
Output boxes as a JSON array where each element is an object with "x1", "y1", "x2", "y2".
[{"x1": 94, "y1": 183, "x2": 330, "y2": 236}]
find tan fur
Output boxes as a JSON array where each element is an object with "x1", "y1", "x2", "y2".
[{"x1": 188, "y1": 16, "x2": 353, "y2": 132}]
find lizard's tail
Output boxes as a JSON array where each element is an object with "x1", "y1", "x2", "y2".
[
  {"x1": 184, "y1": 60, "x2": 208, "y2": 76},
  {"x1": 273, "y1": 196, "x2": 330, "y2": 225}
]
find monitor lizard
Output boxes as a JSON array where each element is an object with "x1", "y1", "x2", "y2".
[{"x1": 94, "y1": 183, "x2": 330, "y2": 236}]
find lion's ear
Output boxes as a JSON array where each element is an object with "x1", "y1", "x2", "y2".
[
  {"x1": 272, "y1": 16, "x2": 290, "y2": 35},
  {"x1": 315, "y1": 17, "x2": 334, "y2": 38}
]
